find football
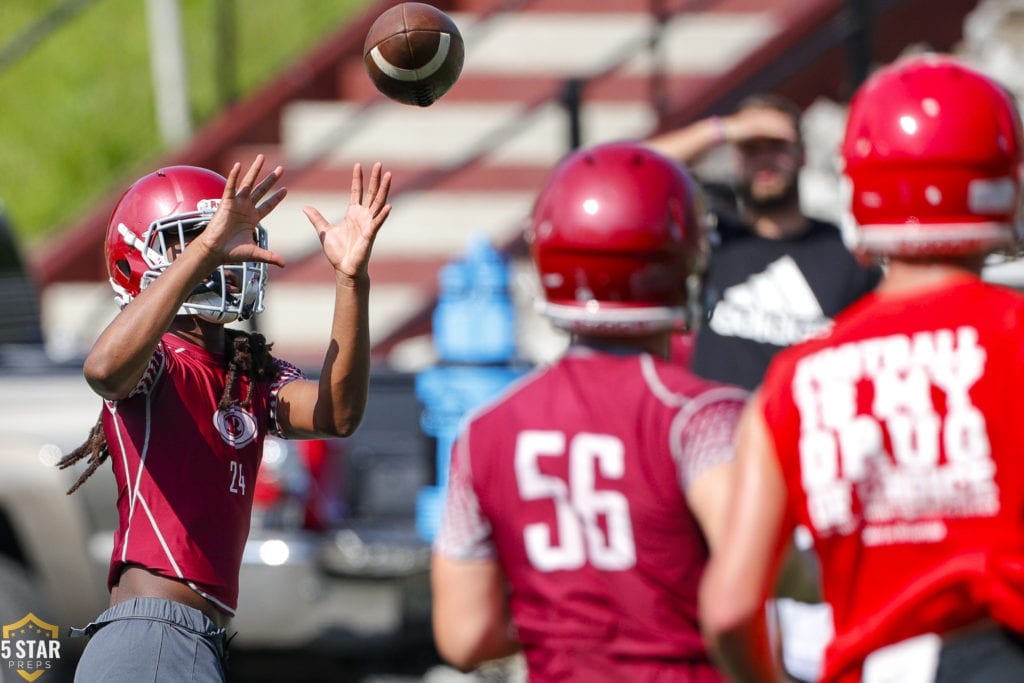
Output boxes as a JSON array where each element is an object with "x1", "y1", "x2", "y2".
[{"x1": 363, "y1": 2, "x2": 465, "y2": 107}]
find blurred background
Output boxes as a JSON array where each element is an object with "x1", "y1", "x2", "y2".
[{"x1": 1, "y1": 0, "x2": 1023, "y2": 681}]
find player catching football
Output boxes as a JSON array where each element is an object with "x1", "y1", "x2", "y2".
[
  {"x1": 700, "y1": 54, "x2": 1024, "y2": 683},
  {"x1": 430, "y1": 141, "x2": 747, "y2": 682},
  {"x1": 62, "y1": 155, "x2": 391, "y2": 682}
]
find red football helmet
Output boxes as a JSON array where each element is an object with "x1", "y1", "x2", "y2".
[
  {"x1": 842, "y1": 53, "x2": 1023, "y2": 256},
  {"x1": 105, "y1": 165, "x2": 268, "y2": 322},
  {"x1": 526, "y1": 141, "x2": 709, "y2": 334}
]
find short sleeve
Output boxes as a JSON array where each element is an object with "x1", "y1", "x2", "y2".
[
  {"x1": 125, "y1": 343, "x2": 166, "y2": 398},
  {"x1": 672, "y1": 389, "x2": 747, "y2": 491},
  {"x1": 269, "y1": 358, "x2": 306, "y2": 438},
  {"x1": 433, "y1": 428, "x2": 496, "y2": 561}
]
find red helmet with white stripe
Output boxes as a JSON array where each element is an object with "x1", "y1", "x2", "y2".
[
  {"x1": 526, "y1": 141, "x2": 709, "y2": 334},
  {"x1": 104, "y1": 165, "x2": 268, "y2": 323},
  {"x1": 841, "y1": 54, "x2": 1023, "y2": 256}
]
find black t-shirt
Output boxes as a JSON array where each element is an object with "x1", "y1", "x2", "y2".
[{"x1": 691, "y1": 211, "x2": 881, "y2": 390}]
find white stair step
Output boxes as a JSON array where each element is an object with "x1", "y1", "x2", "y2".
[
  {"x1": 259, "y1": 282, "x2": 432, "y2": 359},
  {"x1": 452, "y1": 11, "x2": 778, "y2": 76},
  {"x1": 261, "y1": 189, "x2": 536, "y2": 262},
  {"x1": 282, "y1": 100, "x2": 657, "y2": 168}
]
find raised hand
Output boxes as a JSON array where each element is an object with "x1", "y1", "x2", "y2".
[
  {"x1": 199, "y1": 154, "x2": 288, "y2": 267},
  {"x1": 302, "y1": 162, "x2": 392, "y2": 280},
  {"x1": 723, "y1": 107, "x2": 799, "y2": 145}
]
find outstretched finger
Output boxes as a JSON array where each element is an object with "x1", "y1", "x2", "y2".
[
  {"x1": 350, "y1": 163, "x2": 364, "y2": 207},
  {"x1": 364, "y1": 162, "x2": 383, "y2": 206},
  {"x1": 366, "y1": 163, "x2": 389, "y2": 208},
  {"x1": 257, "y1": 187, "x2": 288, "y2": 220},
  {"x1": 222, "y1": 162, "x2": 242, "y2": 199},
  {"x1": 302, "y1": 206, "x2": 330, "y2": 244},
  {"x1": 250, "y1": 245, "x2": 286, "y2": 269},
  {"x1": 238, "y1": 155, "x2": 266, "y2": 195},
  {"x1": 252, "y1": 165, "x2": 284, "y2": 203},
  {"x1": 372, "y1": 203, "x2": 392, "y2": 232},
  {"x1": 369, "y1": 171, "x2": 392, "y2": 215}
]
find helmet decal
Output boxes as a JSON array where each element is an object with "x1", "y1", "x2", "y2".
[
  {"x1": 968, "y1": 177, "x2": 1017, "y2": 214},
  {"x1": 196, "y1": 198, "x2": 220, "y2": 214}
]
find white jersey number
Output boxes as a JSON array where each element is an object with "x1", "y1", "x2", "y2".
[
  {"x1": 514, "y1": 430, "x2": 637, "y2": 571},
  {"x1": 229, "y1": 460, "x2": 247, "y2": 496}
]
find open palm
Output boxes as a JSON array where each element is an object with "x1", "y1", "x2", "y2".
[
  {"x1": 303, "y1": 162, "x2": 392, "y2": 280},
  {"x1": 201, "y1": 155, "x2": 287, "y2": 267}
]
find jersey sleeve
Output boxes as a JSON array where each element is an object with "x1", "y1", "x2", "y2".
[
  {"x1": 433, "y1": 426, "x2": 496, "y2": 561},
  {"x1": 268, "y1": 358, "x2": 306, "y2": 438},
  {"x1": 671, "y1": 388, "x2": 747, "y2": 491},
  {"x1": 124, "y1": 342, "x2": 167, "y2": 398}
]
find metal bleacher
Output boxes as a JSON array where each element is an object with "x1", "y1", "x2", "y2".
[{"x1": 29, "y1": 0, "x2": 986, "y2": 369}]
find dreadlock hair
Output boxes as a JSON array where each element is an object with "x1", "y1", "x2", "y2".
[
  {"x1": 58, "y1": 330, "x2": 279, "y2": 494},
  {"x1": 59, "y1": 419, "x2": 109, "y2": 495},
  {"x1": 220, "y1": 329, "x2": 277, "y2": 410}
]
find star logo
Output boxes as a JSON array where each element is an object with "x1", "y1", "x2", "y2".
[{"x1": 2, "y1": 613, "x2": 61, "y2": 681}]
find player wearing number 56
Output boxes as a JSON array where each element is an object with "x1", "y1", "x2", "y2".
[
  {"x1": 58, "y1": 156, "x2": 392, "y2": 682},
  {"x1": 430, "y1": 142, "x2": 747, "y2": 682}
]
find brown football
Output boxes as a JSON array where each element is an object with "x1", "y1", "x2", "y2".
[{"x1": 363, "y1": 3, "x2": 465, "y2": 107}]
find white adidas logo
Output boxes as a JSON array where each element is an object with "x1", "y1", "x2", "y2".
[{"x1": 708, "y1": 255, "x2": 832, "y2": 346}]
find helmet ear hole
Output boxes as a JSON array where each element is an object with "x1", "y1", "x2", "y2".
[{"x1": 115, "y1": 260, "x2": 131, "y2": 278}]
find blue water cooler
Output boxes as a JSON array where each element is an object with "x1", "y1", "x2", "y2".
[{"x1": 415, "y1": 235, "x2": 529, "y2": 542}]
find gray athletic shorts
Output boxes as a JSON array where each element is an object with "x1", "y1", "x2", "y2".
[{"x1": 70, "y1": 597, "x2": 230, "y2": 682}]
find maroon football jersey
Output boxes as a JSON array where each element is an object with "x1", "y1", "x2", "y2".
[
  {"x1": 102, "y1": 333, "x2": 303, "y2": 615},
  {"x1": 436, "y1": 346, "x2": 746, "y2": 682},
  {"x1": 761, "y1": 277, "x2": 1024, "y2": 682}
]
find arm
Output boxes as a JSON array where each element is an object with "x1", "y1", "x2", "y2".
[
  {"x1": 681, "y1": 392, "x2": 747, "y2": 554},
  {"x1": 645, "y1": 116, "x2": 730, "y2": 166},
  {"x1": 698, "y1": 392, "x2": 790, "y2": 683},
  {"x1": 275, "y1": 162, "x2": 392, "y2": 438},
  {"x1": 84, "y1": 157, "x2": 286, "y2": 399},
  {"x1": 431, "y1": 553, "x2": 520, "y2": 671},
  {"x1": 430, "y1": 427, "x2": 520, "y2": 670},
  {"x1": 645, "y1": 107, "x2": 799, "y2": 165},
  {"x1": 686, "y1": 459, "x2": 734, "y2": 555}
]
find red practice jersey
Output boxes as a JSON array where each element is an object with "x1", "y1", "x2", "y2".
[
  {"x1": 102, "y1": 333, "x2": 303, "y2": 615},
  {"x1": 760, "y1": 276, "x2": 1024, "y2": 682},
  {"x1": 436, "y1": 345, "x2": 747, "y2": 682}
]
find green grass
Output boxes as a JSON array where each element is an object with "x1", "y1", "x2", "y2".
[{"x1": 0, "y1": 0, "x2": 371, "y2": 251}]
